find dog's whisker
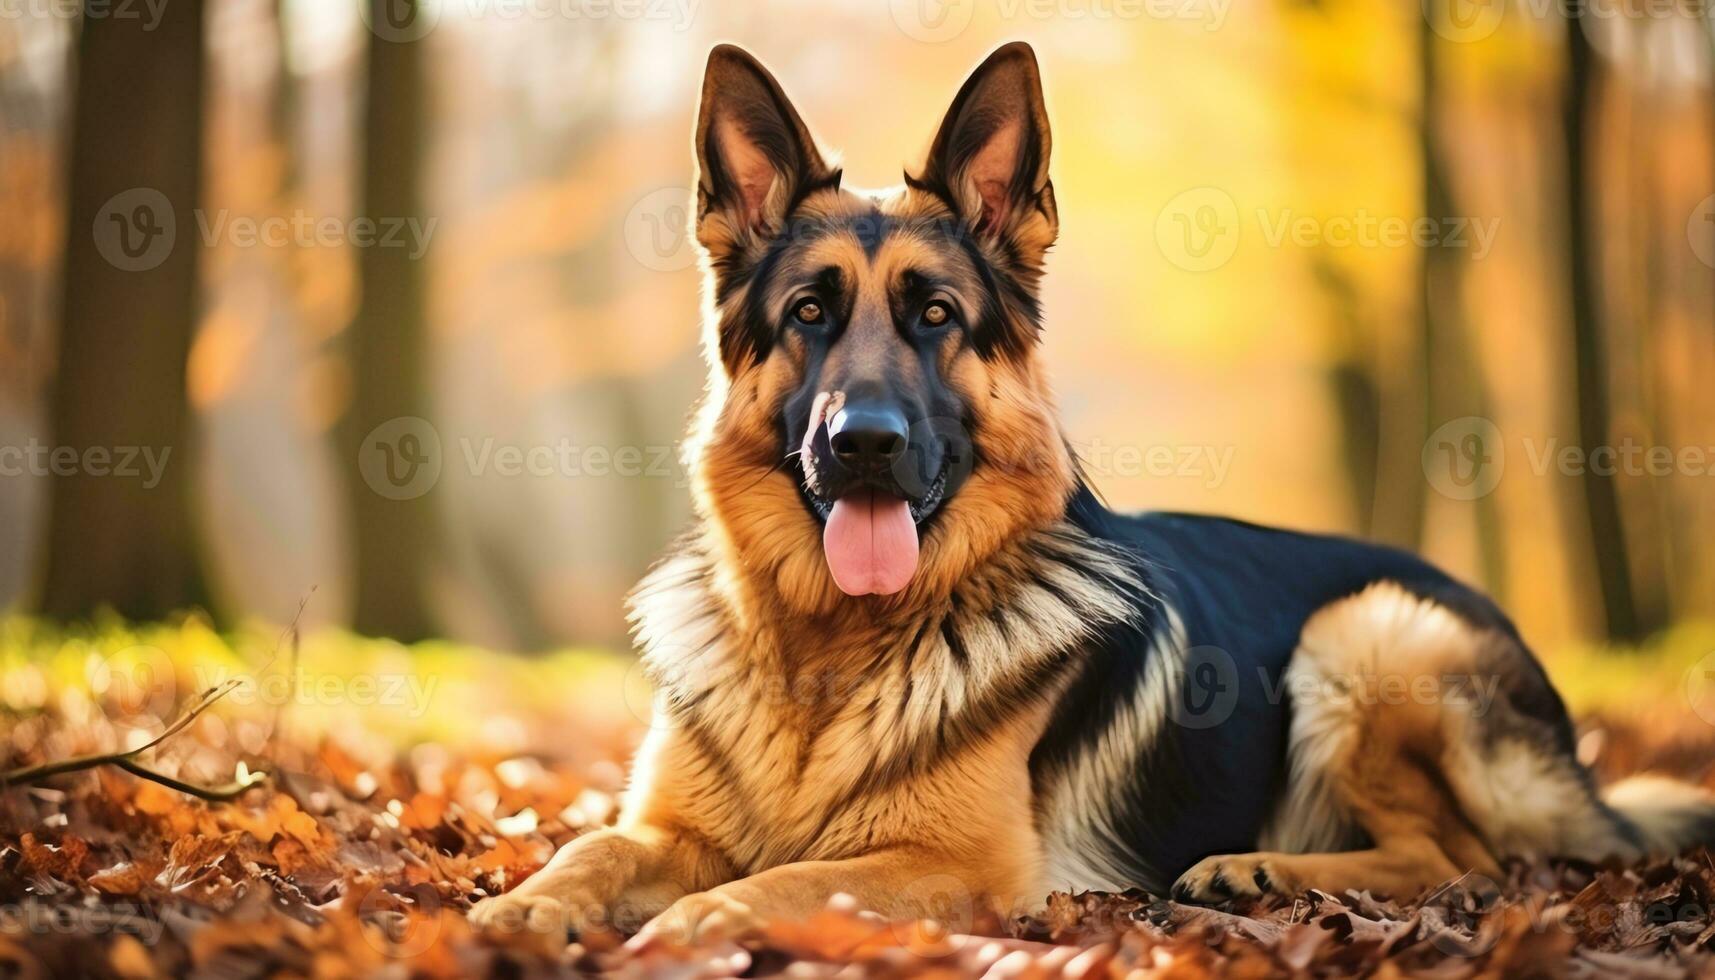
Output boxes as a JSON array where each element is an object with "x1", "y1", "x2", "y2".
[{"x1": 733, "y1": 457, "x2": 791, "y2": 499}]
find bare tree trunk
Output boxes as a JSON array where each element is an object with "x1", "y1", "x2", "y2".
[
  {"x1": 1616, "y1": 23, "x2": 1671, "y2": 632},
  {"x1": 1563, "y1": 10, "x2": 1642, "y2": 640},
  {"x1": 1420, "y1": 7, "x2": 1507, "y2": 594},
  {"x1": 1311, "y1": 258, "x2": 1381, "y2": 537},
  {"x1": 338, "y1": 0, "x2": 434, "y2": 639},
  {"x1": 40, "y1": 0, "x2": 207, "y2": 620}
]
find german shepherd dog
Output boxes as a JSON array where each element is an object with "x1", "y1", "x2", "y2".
[{"x1": 470, "y1": 42, "x2": 1715, "y2": 943}]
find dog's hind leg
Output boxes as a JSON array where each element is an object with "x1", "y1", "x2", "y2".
[
  {"x1": 1172, "y1": 729, "x2": 1498, "y2": 901},
  {"x1": 1173, "y1": 581, "x2": 1682, "y2": 904},
  {"x1": 1173, "y1": 614, "x2": 1500, "y2": 901}
]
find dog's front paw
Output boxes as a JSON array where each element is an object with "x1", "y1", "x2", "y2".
[
  {"x1": 626, "y1": 890, "x2": 762, "y2": 949},
  {"x1": 468, "y1": 890, "x2": 581, "y2": 941},
  {"x1": 1171, "y1": 853, "x2": 1290, "y2": 904}
]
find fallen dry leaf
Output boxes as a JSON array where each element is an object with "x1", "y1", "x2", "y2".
[{"x1": 6, "y1": 657, "x2": 1715, "y2": 978}]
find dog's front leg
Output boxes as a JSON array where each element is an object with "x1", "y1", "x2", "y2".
[
  {"x1": 469, "y1": 823, "x2": 724, "y2": 940},
  {"x1": 631, "y1": 848, "x2": 997, "y2": 947}
]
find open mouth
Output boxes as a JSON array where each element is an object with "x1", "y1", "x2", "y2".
[
  {"x1": 799, "y1": 458, "x2": 949, "y2": 526},
  {"x1": 799, "y1": 458, "x2": 949, "y2": 597}
]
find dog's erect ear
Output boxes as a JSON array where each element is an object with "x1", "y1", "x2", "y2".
[
  {"x1": 918, "y1": 42, "x2": 1055, "y2": 250},
  {"x1": 694, "y1": 45, "x2": 833, "y2": 252}
]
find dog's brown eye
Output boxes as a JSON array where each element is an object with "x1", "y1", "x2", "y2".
[
  {"x1": 794, "y1": 300, "x2": 823, "y2": 325},
  {"x1": 923, "y1": 301, "x2": 951, "y2": 326}
]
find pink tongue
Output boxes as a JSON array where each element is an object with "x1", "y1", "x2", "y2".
[{"x1": 823, "y1": 491, "x2": 920, "y2": 596}]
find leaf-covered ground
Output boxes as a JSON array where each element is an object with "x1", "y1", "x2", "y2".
[{"x1": 3, "y1": 616, "x2": 1715, "y2": 978}]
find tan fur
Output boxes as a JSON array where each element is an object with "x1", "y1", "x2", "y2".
[
  {"x1": 1176, "y1": 583, "x2": 1624, "y2": 902},
  {"x1": 468, "y1": 520, "x2": 1142, "y2": 940}
]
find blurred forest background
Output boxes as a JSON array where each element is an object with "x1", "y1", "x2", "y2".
[{"x1": 0, "y1": 0, "x2": 1712, "y2": 655}]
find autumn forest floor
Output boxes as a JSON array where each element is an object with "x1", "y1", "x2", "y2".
[{"x1": 3, "y1": 616, "x2": 1715, "y2": 977}]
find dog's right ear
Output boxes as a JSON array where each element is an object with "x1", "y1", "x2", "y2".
[{"x1": 694, "y1": 45, "x2": 833, "y2": 257}]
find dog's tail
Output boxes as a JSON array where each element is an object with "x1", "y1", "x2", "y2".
[{"x1": 1602, "y1": 774, "x2": 1715, "y2": 858}]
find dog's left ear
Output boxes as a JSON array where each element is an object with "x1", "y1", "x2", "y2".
[{"x1": 917, "y1": 42, "x2": 1056, "y2": 255}]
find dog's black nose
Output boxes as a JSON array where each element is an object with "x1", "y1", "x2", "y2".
[{"x1": 828, "y1": 403, "x2": 909, "y2": 470}]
